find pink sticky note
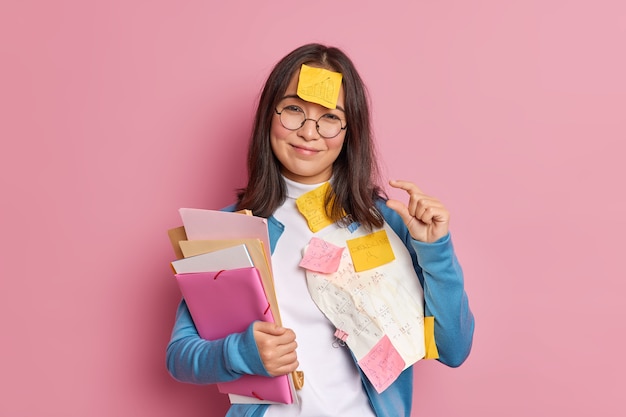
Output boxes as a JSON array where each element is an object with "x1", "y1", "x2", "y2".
[
  {"x1": 299, "y1": 237, "x2": 344, "y2": 274},
  {"x1": 358, "y1": 335, "x2": 405, "y2": 393}
]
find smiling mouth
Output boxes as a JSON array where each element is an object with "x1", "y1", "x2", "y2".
[{"x1": 291, "y1": 144, "x2": 320, "y2": 153}]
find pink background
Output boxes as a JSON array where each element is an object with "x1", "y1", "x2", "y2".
[{"x1": 1, "y1": 0, "x2": 624, "y2": 416}]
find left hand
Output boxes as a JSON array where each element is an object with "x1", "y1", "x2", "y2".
[{"x1": 385, "y1": 180, "x2": 450, "y2": 243}]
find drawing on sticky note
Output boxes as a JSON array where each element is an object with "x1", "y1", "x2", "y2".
[
  {"x1": 346, "y1": 229, "x2": 395, "y2": 272},
  {"x1": 301, "y1": 77, "x2": 334, "y2": 101},
  {"x1": 297, "y1": 64, "x2": 343, "y2": 109}
]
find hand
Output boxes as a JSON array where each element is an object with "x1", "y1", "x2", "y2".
[
  {"x1": 386, "y1": 180, "x2": 450, "y2": 243},
  {"x1": 253, "y1": 321, "x2": 299, "y2": 377}
]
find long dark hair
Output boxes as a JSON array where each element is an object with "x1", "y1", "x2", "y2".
[{"x1": 236, "y1": 43, "x2": 385, "y2": 230}]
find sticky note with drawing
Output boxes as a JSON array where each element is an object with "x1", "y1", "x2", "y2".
[
  {"x1": 297, "y1": 64, "x2": 343, "y2": 109},
  {"x1": 346, "y1": 229, "x2": 396, "y2": 272}
]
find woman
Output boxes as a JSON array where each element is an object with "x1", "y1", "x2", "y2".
[{"x1": 167, "y1": 43, "x2": 474, "y2": 417}]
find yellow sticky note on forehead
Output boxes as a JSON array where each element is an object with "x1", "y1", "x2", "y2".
[
  {"x1": 297, "y1": 64, "x2": 343, "y2": 109},
  {"x1": 346, "y1": 230, "x2": 396, "y2": 272}
]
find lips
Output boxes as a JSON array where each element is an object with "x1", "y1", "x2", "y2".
[{"x1": 291, "y1": 144, "x2": 321, "y2": 155}]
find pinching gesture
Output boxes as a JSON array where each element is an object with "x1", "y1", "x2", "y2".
[{"x1": 386, "y1": 180, "x2": 450, "y2": 243}]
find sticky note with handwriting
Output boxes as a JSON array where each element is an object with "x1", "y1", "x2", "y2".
[
  {"x1": 295, "y1": 182, "x2": 334, "y2": 233},
  {"x1": 358, "y1": 335, "x2": 405, "y2": 393},
  {"x1": 299, "y1": 237, "x2": 344, "y2": 274},
  {"x1": 346, "y1": 229, "x2": 395, "y2": 272}
]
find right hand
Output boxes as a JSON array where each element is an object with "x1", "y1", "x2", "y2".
[{"x1": 253, "y1": 321, "x2": 299, "y2": 377}]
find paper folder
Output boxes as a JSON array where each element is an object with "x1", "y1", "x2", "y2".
[
  {"x1": 177, "y1": 239, "x2": 282, "y2": 326},
  {"x1": 175, "y1": 267, "x2": 293, "y2": 404}
]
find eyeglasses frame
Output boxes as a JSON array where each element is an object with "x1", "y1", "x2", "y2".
[{"x1": 274, "y1": 107, "x2": 347, "y2": 139}]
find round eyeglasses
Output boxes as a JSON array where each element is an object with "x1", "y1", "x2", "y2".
[{"x1": 274, "y1": 105, "x2": 347, "y2": 139}]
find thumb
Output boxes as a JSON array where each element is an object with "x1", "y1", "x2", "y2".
[
  {"x1": 386, "y1": 199, "x2": 412, "y2": 223},
  {"x1": 254, "y1": 321, "x2": 286, "y2": 336}
]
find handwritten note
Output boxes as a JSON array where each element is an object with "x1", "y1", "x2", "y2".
[
  {"x1": 304, "y1": 223, "x2": 426, "y2": 392},
  {"x1": 299, "y1": 237, "x2": 344, "y2": 274},
  {"x1": 346, "y1": 229, "x2": 395, "y2": 272},
  {"x1": 297, "y1": 64, "x2": 343, "y2": 109},
  {"x1": 358, "y1": 335, "x2": 405, "y2": 393},
  {"x1": 295, "y1": 182, "x2": 334, "y2": 233}
]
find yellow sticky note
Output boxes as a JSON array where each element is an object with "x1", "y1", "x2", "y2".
[
  {"x1": 297, "y1": 64, "x2": 343, "y2": 109},
  {"x1": 295, "y1": 182, "x2": 334, "y2": 233},
  {"x1": 346, "y1": 230, "x2": 395, "y2": 272},
  {"x1": 424, "y1": 316, "x2": 439, "y2": 360}
]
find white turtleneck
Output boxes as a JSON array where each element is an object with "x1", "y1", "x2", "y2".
[{"x1": 264, "y1": 177, "x2": 375, "y2": 417}]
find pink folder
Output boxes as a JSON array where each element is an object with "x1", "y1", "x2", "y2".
[{"x1": 174, "y1": 267, "x2": 293, "y2": 404}]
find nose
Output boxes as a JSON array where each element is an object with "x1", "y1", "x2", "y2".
[{"x1": 298, "y1": 118, "x2": 321, "y2": 141}]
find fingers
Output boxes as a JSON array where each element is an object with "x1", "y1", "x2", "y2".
[
  {"x1": 254, "y1": 321, "x2": 288, "y2": 336},
  {"x1": 389, "y1": 180, "x2": 427, "y2": 215},
  {"x1": 388, "y1": 179, "x2": 424, "y2": 195},
  {"x1": 414, "y1": 199, "x2": 446, "y2": 225},
  {"x1": 386, "y1": 179, "x2": 451, "y2": 242},
  {"x1": 385, "y1": 198, "x2": 411, "y2": 223},
  {"x1": 387, "y1": 180, "x2": 446, "y2": 224},
  {"x1": 253, "y1": 321, "x2": 299, "y2": 376},
  {"x1": 387, "y1": 197, "x2": 445, "y2": 226}
]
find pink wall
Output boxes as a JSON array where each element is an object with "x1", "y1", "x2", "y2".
[{"x1": 1, "y1": 1, "x2": 624, "y2": 415}]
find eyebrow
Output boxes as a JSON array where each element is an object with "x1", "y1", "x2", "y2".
[{"x1": 280, "y1": 94, "x2": 346, "y2": 112}]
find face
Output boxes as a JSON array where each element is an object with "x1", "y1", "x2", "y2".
[{"x1": 270, "y1": 69, "x2": 347, "y2": 184}]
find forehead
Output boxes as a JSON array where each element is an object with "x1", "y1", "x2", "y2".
[{"x1": 284, "y1": 69, "x2": 346, "y2": 109}]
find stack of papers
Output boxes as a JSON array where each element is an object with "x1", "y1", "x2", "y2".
[{"x1": 168, "y1": 208, "x2": 297, "y2": 404}]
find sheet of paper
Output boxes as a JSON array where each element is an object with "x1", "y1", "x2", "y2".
[
  {"x1": 346, "y1": 229, "x2": 396, "y2": 272},
  {"x1": 298, "y1": 237, "x2": 344, "y2": 273},
  {"x1": 171, "y1": 244, "x2": 253, "y2": 273},
  {"x1": 167, "y1": 226, "x2": 187, "y2": 260},
  {"x1": 228, "y1": 393, "x2": 282, "y2": 405},
  {"x1": 179, "y1": 208, "x2": 272, "y2": 272},
  {"x1": 302, "y1": 222, "x2": 426, "y2": 392}
]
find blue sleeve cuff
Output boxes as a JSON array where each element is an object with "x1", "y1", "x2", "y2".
[
  {"x1": 410, "y1": 233, "x2": 453, "y2": 266},
  {"x1": 224, "y1": 322, "x2": 272, "y2": 377}
]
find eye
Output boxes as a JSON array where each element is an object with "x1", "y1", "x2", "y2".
[
  {"x1": 282, "y1": 105, "x2": 304, "y2": 114},
  {"x1": 320, "y1": 113, "x2": 341, "y2": 122}
]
